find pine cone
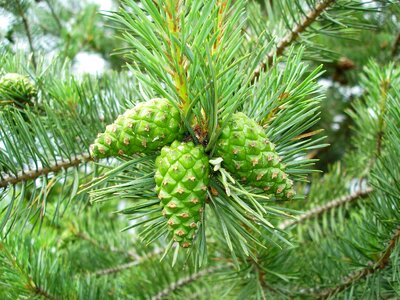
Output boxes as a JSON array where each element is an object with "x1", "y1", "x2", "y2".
[
  {"x1": 0, "y1": 73, "x2": 37, "y2": 106},
  {"x1": 90, "y1": 98, "x2": 183, "y2": 158},
  {"x1": 215, "y1": 112, "x2": 295, "y2": 199},
  {"x1": 155, "y1": 141, "x2": 210, "y2": 248}
]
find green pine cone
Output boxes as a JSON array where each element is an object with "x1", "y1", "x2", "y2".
[
  {"x1": 90, "y1": 98, "x2": 183, "y2": 158},
  {"x1": 215, "y1": 112, "x2": 295, "y2": 200},
  {"x1": 155, "y1": 141, "x2": 210, "y2": 248},
  {"x1": 0, "y1": 73, "x2": 37, "y2": 106}
]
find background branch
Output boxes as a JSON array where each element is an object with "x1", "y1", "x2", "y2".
[
  {"x1": 44, "y1": 0, "x2": 62, "y2": 31},
  {"x1": 252, "y1": 0, "x2": 336, "y2": 83},
  {"x1": 151, "y1": 266, "x2": 223, "y2": 300},
  {"x1": 391, "y1": 32, "x2": 400, "y2": 57},
  {"x1": 33, "y1": 286, "x2": 60, "y2": 300},
  {"x1": 279, "y1": 187, "x2": 373, "y2": 230},
  {"x1": 14, "y1": 0, "x2": 37, "y2": 69},
  {"x1": 0, "y1": 154, "x2": 92, "y2": 188},
  {"x1": 90, "y1": 249, "x2": 163, "y2": 277},
  {"x1": 317, "y1": 227, "x2": 400, "y2": 299}
]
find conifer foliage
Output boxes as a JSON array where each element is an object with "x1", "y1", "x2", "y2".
[{"x1": 0, "y1": 0, "x2": 399, "y2": 299}]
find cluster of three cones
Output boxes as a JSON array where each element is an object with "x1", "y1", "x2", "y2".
[{"x1": 90, "y1": 98, "x2": 295, "y2": 248}]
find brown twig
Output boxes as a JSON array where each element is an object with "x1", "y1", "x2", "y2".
[
  {"x1": 317, "y1": 227, "x2": 400, "y2": 299},
  {"x1": 251, "y1": 0, "x2": 336, "y2": 83},
  {"x1": 212, "y1": 0, "x2": 228, "y2": 55},
  {"x1": 251, "y1": 257, "x2": 269, "y2": 300},
  {"x1": 14, "y1": 0, "x2": 37, "y2": 70},
  {"x1": 0, "y1": 154, "x2": 93, "y2": 188},
  {"x1": 74, "y1": 231, "x2": 139, "y2": 259},
  {"x1": 391, "y1": 32, "x2": 400, "y2": 58},
  {"x1": 44, "y1": 0, "x2": 62, "y2": 31},
  {"x1": 278, "y1": 187, "x2": 374, "y2": 230},
  {"x1": 364, "y1": 78, "x2": 391, "y2": 175},
  {"x1": 151, "y1": 266, "x2": 223, "y2": 300},
  {"x1": 163, "y1": 1, "x2": 190, "y2": 116},
  {"x1": 90, "y1": 248, "x2": 164, "y2": 277},
  {"x1": 375, "y1": 79, "x2": 390, "y2": 158},
  {"x1": 33, "y1": 285, "x2": 60, "y2": 300},
  {"x1": 1, "y1": 242, "x2": 60, "y2": 300},
  {"x1": 92, "y1": 261, "x2": 140, "y2": 276}
]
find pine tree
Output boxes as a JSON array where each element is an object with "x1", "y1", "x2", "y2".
[{"x1": 0, "y1": 0, "x2": 399, "y2": 299}]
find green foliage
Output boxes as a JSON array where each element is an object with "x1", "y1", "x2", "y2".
[
  {"x1": 91, "y1": 0, "x2": 328, "y2": 264},
  {"x1": 280, "y1": 62, "x2": 400, "y2": 299},
  {"x1": 0, "y1": 0, "x2": 399, "y2": 299}
]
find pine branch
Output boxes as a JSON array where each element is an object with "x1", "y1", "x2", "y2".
[
  {"x1": 391, "y1": 32, "x2": 400, "y2": 57},
  {"x1": 251, "y1": 0, "x2": 336, "y2": 83},
  {"x1": 151, "y1": 266, "x2": 223, "y2": 300},
  {"x1": 316, "y1": 227, "x2": 400, "y2": 299},
  {"x1": 91, "y1": 249, "x2": 163, "y2": 277},
  {"x1": 0, "y1": 154, "x2": 92, "y2": 188},
  {"x1": 278, "y1": 187, "x2": 374, "y2": 230},
  {"x1": 374, "y1": 79, "x2": 390, "y2": 158},
  {"x1": 212, "y1": 0, "x2": 228, "y2": 55},
  {"x1": 73, "y1": 230, "x2": 141, "y2": 260},
  {"x1": 250, "y1": 256, "x2": 277, "y2": 298},
  {"x1": 163, "y1": 1, "x2": 190, "y2": 115},
  {"x1": 14, "y1": 0, "x2": 37, "y2": 70},
  {"x1": 32, "y1": 286, "x2": 60, "y2": 300},
  {"x1": 362, "y1": 73, "x2": 391, "y2": 175},
  {"x1": 92, "y1": 261, "x2": 139, "y2": 276},
  {"x1": 1, "y1": 241, "x2": 60, "y2": 300},
  {"x1": 43, "y1": 0, "x2": 62, "y2": 31}
]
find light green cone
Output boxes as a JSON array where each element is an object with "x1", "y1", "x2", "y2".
[
  {"x1": 90, "y1": 98, "x2": 183, "y2": 158},
  {"x1": 0, "y1": 73, "x2": 37, "y2": 106},
  {"x1": 215, "y1": 112, "x2": 295, "y2": 200},
  {"x1": 155, "y1": 141, "x2": 210, "y2": 248}
]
